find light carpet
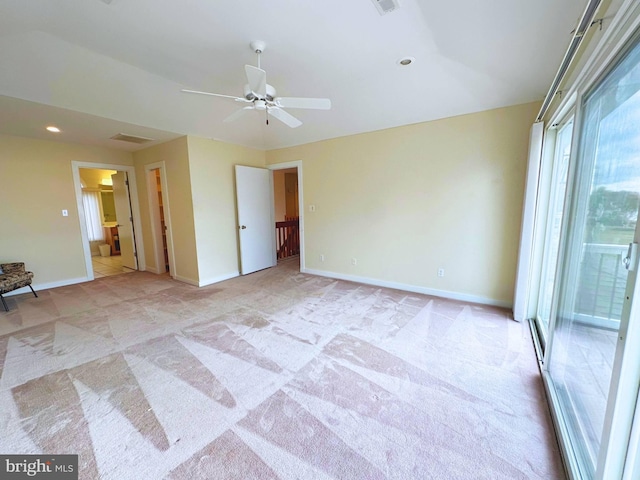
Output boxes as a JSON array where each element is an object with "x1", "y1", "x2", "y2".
[{"x1": 0, "y1": 258, "x2": 564, "y2": 479}]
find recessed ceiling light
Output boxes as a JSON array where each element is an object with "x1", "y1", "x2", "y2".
[
  {"x1": 46, "y1": 126, "x2": 61, "y2": 133},
  {"x1": 397, "y1": 57, "x2": 415, "y2": 66}
]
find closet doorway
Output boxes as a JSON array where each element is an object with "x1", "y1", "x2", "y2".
[{"x1": 145, "y1": 162, "x2": 174, "y2": 276}]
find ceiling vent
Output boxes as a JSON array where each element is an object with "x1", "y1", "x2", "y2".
[
  {"x1": 371, "y1": 0, "x2": 400, "y2": 15},
  {"x1": 110, "y1": 133, "x2": 154, "y2": 144}
]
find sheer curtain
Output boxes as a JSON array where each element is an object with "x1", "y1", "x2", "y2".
[{"x1": 82, "y1": 190, "x2": 105, "y2": 241}]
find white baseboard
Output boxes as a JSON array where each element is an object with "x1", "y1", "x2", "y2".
[
  {"x1": 6, "y1": 268, "x2": 509, "y2": 309},
  {"x1": 301, "y1": 268, "x2": 512, "y2": 309},
  {"x1": 173, "y1": 271, "x2": 239, "y2": 287},
  {"x1": 173, "y1": 275, "x2": 200, "y2": 287},
  {"x1": 4, "y1": 277, "x2": 90, "y2": 296},
  {"x1": 198, "y1": 271, "x2": 239, "y2": 287},
  {"x1": 5, "y1": 270, "x2": 240, "y2": 297}
]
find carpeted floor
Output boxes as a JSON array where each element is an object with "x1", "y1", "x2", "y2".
[{"x1": 0, "y1": 258, "x2": 564, "y2": 479}]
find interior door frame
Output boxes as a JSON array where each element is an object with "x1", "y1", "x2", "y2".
[
  {"x1": 144, "y1": 161, "x2": 175, "y2": 277},
  {"x1": 268, "y1": 160, "x2": 305, "y2": 271},
  {"x1": 71, "y1": 161, "x2": 146, "y2": 280}
]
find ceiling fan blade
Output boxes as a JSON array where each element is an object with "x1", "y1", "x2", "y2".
[
  {"x1": 224, "y1": 106, "x2": 254, "y2": 123},
  {"x1": 268, "y1": 107, "x2": 302, "y2": 128},
  {"x1": 181, "y1": 89, "x2": 243, "y2": 101},
  {"x1": 245, "y1": 65, "x2": 267, "y2": 98},
  {"x1": 275, "y1": 97, "x2": 331, "y2": 110}
]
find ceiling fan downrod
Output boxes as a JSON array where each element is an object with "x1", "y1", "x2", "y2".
[{"x1": 250, "y1": 40, "x2": 266, "y2": 69}]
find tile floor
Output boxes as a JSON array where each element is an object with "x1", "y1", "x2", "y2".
[{"x1": 92, "y1": 255, "x2": 134, "y2": 278}]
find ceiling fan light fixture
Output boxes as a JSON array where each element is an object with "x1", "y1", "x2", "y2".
[
  {"x1": 243, "y1": 85, "x2": 256, "y2": 101},
  {"x1": 244, "y1": 83, "x2": 276, "y2": 101}
]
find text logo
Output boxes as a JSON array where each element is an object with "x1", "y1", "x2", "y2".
[{"x1": 0, "y1": 455, "x2": 78, "y2": 479}]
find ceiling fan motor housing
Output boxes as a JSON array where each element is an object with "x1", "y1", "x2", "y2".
[{"x1": 243, "y1": 84, "x2": 276, "y2": 102}]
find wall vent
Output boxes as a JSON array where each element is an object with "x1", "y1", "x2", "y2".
[
  {"x1": 371, "y1": 0, "x2": 400, "y2": 15},
  {"x1": 110, "y1": 133, "x2": 154, "y2": 144}
]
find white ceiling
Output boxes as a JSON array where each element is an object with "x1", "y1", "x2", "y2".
[{"x1": 0, "y1": 0, "x2": 586, "y2": 151}]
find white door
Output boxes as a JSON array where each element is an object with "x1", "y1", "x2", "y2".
[
  {"x1": 112, "y1": 172, "x2": 138, "y2": 270},
  {"x1": 235, "y1": 165, "x2": 276, "y2": 275}
]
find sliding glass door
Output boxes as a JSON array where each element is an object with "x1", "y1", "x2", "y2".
[{"x1": 546, "y1": 34, "x2": 640, "y2": 478}]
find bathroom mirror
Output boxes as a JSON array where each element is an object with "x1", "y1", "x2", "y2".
[{"x1": 101, "y1": 191, "x2": 117, "y2": 223}]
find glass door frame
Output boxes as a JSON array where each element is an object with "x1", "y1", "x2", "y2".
[
  {"x1": 538, "y1": 27, "x2": 640, "y2": 479},
  {"x1": 596, "y1": 218, "x2": 640, "y2": 479},
  {"x1": 539, "y1": 95, "x2": 588, "y2": 479},
  {"x1": 531, "y1": 111, "x2": 576, "y2": 349}
]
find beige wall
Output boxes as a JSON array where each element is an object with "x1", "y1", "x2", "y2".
[
  {"x1": 79, "y1": 168, "x2": 117, "y2": 189},
  {"x1": 2, "y1": 102, "x2": 537, "y2": 306},
  {"x1": 133, "y1": 136, "x2": 199, "y2": 284},
  {"x1": 267, "y1": 102, "x2": 539, "y2": 306},
  {"x1": 0, "y1": 134, "x2": 132, "y2": 286},
  {"x1": 186, "y1": 136, "x2": 266, "y2": 285}
]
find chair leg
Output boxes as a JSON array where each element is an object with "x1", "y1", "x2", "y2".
[
  {"x1": 0, "y1": 294, "x2": 8, "y2": 312},
  {"x1": 29, "y1": 284, "x2": 38, "y2": 298}
]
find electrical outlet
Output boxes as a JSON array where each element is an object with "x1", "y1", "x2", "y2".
[
  {"x1": 438, "y1": 268, "x2": 445, "y2": 277},
  {"x1": 62, "y1": 209, "x2": 69, "y2": 217},
  {"x1": 352, "y1": 258, "x2": 357, "y2": 266},
  {"x1": 320, "y1": 254, "x2": 325, "y2": 262}
]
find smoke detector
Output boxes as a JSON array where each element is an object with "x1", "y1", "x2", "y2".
[{"x1": 371, "y1": 0, "x2": 400, "y2": 15}]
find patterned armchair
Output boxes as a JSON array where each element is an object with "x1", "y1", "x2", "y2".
[{"x1": 0, "y1": 262, "x2": 38, "y2": 311}]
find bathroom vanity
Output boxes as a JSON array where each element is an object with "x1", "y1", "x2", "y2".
[{"x1": 104, "y1": 225, "x2": 121, "y2": 255}]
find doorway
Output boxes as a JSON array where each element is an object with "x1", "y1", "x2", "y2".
[
  {"x1": 273, "y1": 167, "x2": 300, "y2": 262},
  {"x1": 72, "y1": 162, "x2": 145, "y2": 281},
  {"x1": 233, "y1": 161, "x2": 304, "y2": 276},
  {"x1": 145, "y1": 162, "x2": 173, "y2": 276},
  {"x1": 269, "y1": 161, "x2": 304, "y2": 271}
]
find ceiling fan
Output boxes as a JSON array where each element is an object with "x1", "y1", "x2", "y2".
[{"x1": 182, "y1": 41, "x2": 331, "y2": 128}]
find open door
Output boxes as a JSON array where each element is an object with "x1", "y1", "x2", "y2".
[
  {"x1": 112, "y1": 172, "x2": 138, "y2": 270},
  {"x1": 235, "y1": 165, "x2": 276, "y2": 275}
]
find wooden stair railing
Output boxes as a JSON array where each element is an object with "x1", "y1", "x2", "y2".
[{"x1": 276, "y1": 218, "x2": 300, "y2": 259}]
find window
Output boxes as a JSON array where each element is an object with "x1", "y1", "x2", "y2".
[{"x1": 82, "y1": 190, "x2": 105, "y2": 242}]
